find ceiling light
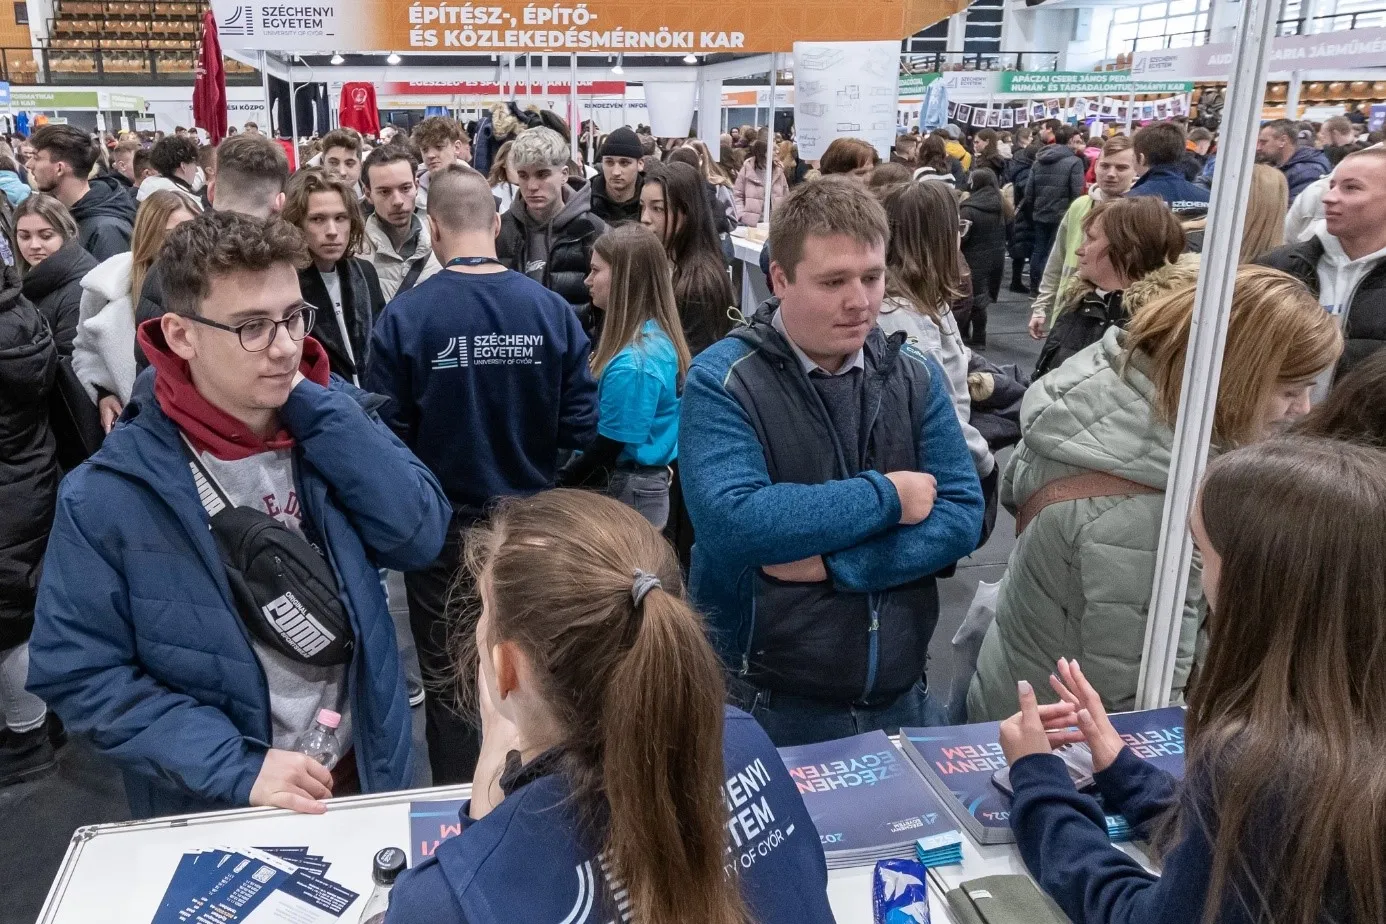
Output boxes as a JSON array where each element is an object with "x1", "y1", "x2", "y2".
[
  {"x1": 330, "y1": 52, "x2": 344, "y2": 65},
  {"x1": 386, "y1": 52, "x2": 401, "y2": 65},
  {"x1": 684, "y1": 53, "x2": 698, "y2": 64}
]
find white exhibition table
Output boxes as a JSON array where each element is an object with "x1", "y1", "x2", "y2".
[
  {"x1": 732, "y1": 232, "x2": 771, "y2": 314},
  {"x1": 37, "y1": 774, "x2": 1154, "y2": 923}
]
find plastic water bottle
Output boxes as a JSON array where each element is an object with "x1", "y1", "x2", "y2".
[
  {"x1": 293, "y1": 709, "x2": 342, "y2": 770},
  {"x1": 357, "y1": 847, "x2": 407, "y2": 924}
]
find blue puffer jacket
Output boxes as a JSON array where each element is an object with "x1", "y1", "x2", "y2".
[
  {"x1": 1279, "y1": 146, "x2": 1331, "y2": 202},
  {"x1": 1126, "y1": 164, "x2": 1210, "y2": 216},
  {"x1": 28, "y1": 367, "x2": 450, "y2": 818}
]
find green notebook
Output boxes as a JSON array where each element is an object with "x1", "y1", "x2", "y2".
[{"x1": 945, "y1": 875, "x2": 1072, "y2": 924}]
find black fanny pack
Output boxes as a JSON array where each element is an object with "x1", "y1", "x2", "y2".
[{"x1": 183, "y1": 439, "x2": 355, "y2": 667}]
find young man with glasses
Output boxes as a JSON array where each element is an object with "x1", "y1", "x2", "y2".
[{"x1": 27, "y1": 211, "x2": 450, "y2": 819}]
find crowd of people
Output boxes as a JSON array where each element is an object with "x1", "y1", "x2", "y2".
[{"x1": 0, "y1": 99, "x2": 1383, "y2": 924}]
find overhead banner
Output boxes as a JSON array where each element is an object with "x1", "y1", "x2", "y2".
[
  {"x1": 208, "y1": 0, "x2": 968, "y2": 53},
  {"x1": 1132, "y1": 26, "x2": 1386, "y2": 80},
  {"x1": 793, "y1": 40, "x2": 900, "y2": 161},
  {"x1": 381, "y1": 80, "x2": 625, "y2": 95},
  {"x1": 1000, "y1": 71, "x2": 1193, "y2": 95}
]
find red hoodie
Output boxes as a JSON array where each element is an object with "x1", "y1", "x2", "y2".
[{"x1": 136, "y1": 318, "x2": 331, "y2": 461}]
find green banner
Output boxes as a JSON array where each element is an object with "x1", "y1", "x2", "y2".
[
  {"x1": 898, "y1": 72, "x2": 941, "y2": 95},
  {"x1": 11, "y1": 89, "x2": 99, "y2": 109},
  {"x1": 107, "y1": 92, "x2": 145, "y2": 111},
  {"x1": 999, "y1": 71, "x2": 1193, "y2": 95}
]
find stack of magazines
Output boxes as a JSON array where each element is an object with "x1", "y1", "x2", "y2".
[
  {"x1": 778, "y1": 729, "x2": 963, "y2": 869},
  {"x1": 901, "y1": 706, "x2": 1186, "y2": 846}
]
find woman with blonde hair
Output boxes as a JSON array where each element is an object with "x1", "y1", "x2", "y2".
[
  {"x1": 384, "y1": 490, "x2": 835, "y2": 924},
  {"x1": 72, "y1": 188, "x2": 201, "y2": 430},
  {"x1": 13, "y1": 193, "x2": 95, "y2": 355},
  {"x1": 485, "y1": 139, "x2": 517, "y2": 213},
  {"x1": 968, "y1": 265, "x2": 1343, "y2": 721},
  {"x1": 1183, "y1": 163, "x2": 1287, "y2": 262},
  {"x1": 559, "y1": 224, "x2": 692, "y2": 527}
]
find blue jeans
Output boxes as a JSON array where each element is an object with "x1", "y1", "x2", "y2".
[
  {"x1": 744, "y1": 679, "x2": 949, "y2": 748},
  {"x1": 1030, "y1": 220, "x2": 1060, "y2": 291}
]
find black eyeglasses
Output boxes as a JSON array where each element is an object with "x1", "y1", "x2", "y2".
[{"x1": 186, "y1": 305, "x2": 317, "y2": 353}]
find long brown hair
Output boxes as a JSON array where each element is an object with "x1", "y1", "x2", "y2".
[
  {"x1": 1064, "y1": 197, "x2": 1184, "y2": 312},
  {"x1": 881, "y1": 180, "x2": 963, "y2": 322},
  {"x1": 590, "y1": 224, "x2": 693, "y2": 380},
  {"x1": 1293, "y1": 347, "x2": 1386, "y2": 446},
  {"x1": 462, "y1": 490, "x2": 750, "y2": 924},
  {"x1": 1123, "y1": 265, "x2": 1342, "y2": 447},
  {"x1": 280, "y1": 167, "x2": 366, "y2": 259},
  {"x1": 131, "y1": 188, "x2": 201, "y2": 311},
  {"x1": 1183, "y1": 436, "x2": 1386, "y2": 924},
  {"x1": 643, "y1": 162, "x2": 735, "y2": 345}
]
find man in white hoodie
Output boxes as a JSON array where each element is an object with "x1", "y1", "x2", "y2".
[{"x1": 1259, "y1": 147, "x2": 1386, "y2": 394}]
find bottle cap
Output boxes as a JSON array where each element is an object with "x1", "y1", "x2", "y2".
[
  {"x1": 316, "y1": 709, "x2": 341, "y2": 729},
  {"x1": 373, "y1": 847, "x2": 407, "y2": 885}
]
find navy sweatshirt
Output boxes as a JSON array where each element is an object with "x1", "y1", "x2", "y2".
[
  {"x1": 1010, "y1": 747, "x2": 1231, "y2": 924},
  {"x1": 366, "y1": 269, "x2": 599, "y2": 515},
  {"x1": 385, "y1": 706, "x2": 836, "y2": 924}
]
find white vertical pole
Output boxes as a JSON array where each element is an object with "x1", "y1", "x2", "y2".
[
  {"x1": 761, "y1": 52, "x2": 778, "y2": 226},
  {"x1": 260, "y1": 50, "x2": 272, "y2": 136},
  {"x1": 288, "y1": 57, "x2": 299, "y2": 154},
  {"x1": 1134, "y1": 0, "x2": 1279, "y2": 709},
  {"x1": 569, "y1": 54, "x2": 580, "y2": 163}
]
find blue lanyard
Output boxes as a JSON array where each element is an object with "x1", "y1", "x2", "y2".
[{"x1": 445, "y1": 256, "x2": 503, "y2": 268}]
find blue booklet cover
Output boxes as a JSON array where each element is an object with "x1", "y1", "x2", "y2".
[
  {"x1": 778, "y1": 729, "x2": 962, "y2": 868},
  {"x1": 902, "y1": 706, "x2": 1186, "y2": 846}
]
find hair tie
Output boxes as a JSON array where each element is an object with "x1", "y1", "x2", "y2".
[{"x1": 631, "y1": 570, "x2": 662, "y2": 608}]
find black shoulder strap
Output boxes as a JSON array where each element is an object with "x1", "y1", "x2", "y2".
[
  {"x1": 179, "y1": 435, "x2": 233, "y2": 517},
  {"x1": 397, "y1": 255, "x2": 430, "y2": 295}
]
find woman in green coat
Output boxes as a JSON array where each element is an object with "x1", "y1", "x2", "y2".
[{"x1": 967, "y1": 265, "x2": 1342, "y2": 721}]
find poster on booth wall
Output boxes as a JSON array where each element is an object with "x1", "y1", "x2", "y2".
[
  {"x1": 792, "y1": 40, "x2": 899, "y2": 161},
  {"x1": 970, "y1": 106, "x2": 987, "y2": 127},
  {"x1": 999, "y1": 108, "x2": 1014, "y2": 128},
  {"x1": 956, "y1": 104, "x2": 973, "y2": 126},
  {"x1": 1029, "y1": 102, "x2": 1046, "y2": 123}
]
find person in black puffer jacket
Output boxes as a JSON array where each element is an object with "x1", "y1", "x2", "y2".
[
  {"x1": 496, "y1": 128, "x2": 608, "y2": 342},
  {"x1": 14, "y1": 193, "x2": 98, "y2": 357},
  {"x1": 959, "y1": 169, "x2": 1011, "y2": 348},
  {"x1": 0, "y1": 259, "x2": 63, "y2": 786},
  {"x1": 1025, "y1": 125, "x2": 1087, "y2": 293},
  {"x1": 1005, "y1": 131, "x2": 1037, "y2": 293}
]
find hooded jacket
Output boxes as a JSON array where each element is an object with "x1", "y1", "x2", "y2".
[
  {"x1": 960, "y1": 185, "x2": 1008, "y2": 291},
  {"x1": 679, "y1": 300, "x2": 983, "y2": 707},
  {"x1": 0, "y1": 271, "x2": 58, "y2": 650},
  {"x1": 72, "y1": 250, "x2": 138, "y2": 403},
  {"x1": 1127, "y1": 164, "x2": 1210, "y2": 216},
  {"x1": 364, "y1": 212, "x2": 442, "y2": 301},
  {"x1": 0, "y1": 169, "x2": 31, "y2": 206},
  {"x1": 1258, "y1": 232, "x2": 1386, "y2": 381},
  {"x1": 27, "y1": 321, "x2": 450, "y2": 818},
  {"x1": 587, "y1": 170, "x2": 644, "y2": 225},
  {"x1": 22, "y1": 241, "x2": 98, "y2": 357},
  {"x1": 733, "y1": 158, "x2": 789, "y2": 226},
  {"x1": 967, "y1": 327, "x2": 1203, "y2": 722},
  {"x1": 1278, "y1": 145, "x2": 1331, "y2": 202},
  {"x1": 496, "y1": 179, "x2": 606, "y2": 333},
  {"x1": 297, "y1": 257, "x2": 385, "y2": 384},
  {"x1": 1034, "y1": 254, "x2": 1199, "y2": 379},
  {"x1": 386, "y1": 706, "x2": 836, "y2": 924},
  {"x1": 70, "y1": 174, "x2": 137, "y2": 261},
  {"x1": 1025, "y1": 144, "x2": 1086, "y2": 226}
]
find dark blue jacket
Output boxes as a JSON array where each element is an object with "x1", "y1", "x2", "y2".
[
  {"x1": 366, "y1": 268, "x2": 598, "y2": 517},
  {"x1": 1280, "y1": 145, "x2": 1331, "y2": 202},
  {"x1": 1126, "y1": 164, "x2": 1210, "y2": 216},
  {"x1": 678, "y1": 303, "x2": 983, "y2": 705},
  {"x1": 1010, "y1": 746, "x2": 1303, "y2": 924},
  {"x1": 27, "y1": 371, "x2": 450, "y2": 818},
  {"x1": 386, "y1": 706, "x2": 836, "y2": 924}
]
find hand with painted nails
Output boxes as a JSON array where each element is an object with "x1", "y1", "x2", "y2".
[
  {"x1": 1044, "y1": 658, "x2": 1126, "y2": 773},
  {"x1": 999, "y1": 679, "x2": 1067, "y2": 765}
]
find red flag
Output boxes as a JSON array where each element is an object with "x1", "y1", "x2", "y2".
[{"x1": 193, "y1": 10, "x2": 228, "y2": 145}]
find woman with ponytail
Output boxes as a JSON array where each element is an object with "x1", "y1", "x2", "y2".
[{"x1": 386, "y1": 490, "x2": 835, "y2": 924}]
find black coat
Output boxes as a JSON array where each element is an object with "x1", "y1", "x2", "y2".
[
  {"x1": 961, "y1": 186, "x2": 1008, "y2": 290},
  {"x1": 496, "y1": 181, "x2": 606, "y2": 339},
  {"x1": 1258, "y1": 238, "x2": 1386, "y2": 379},
  {"x1": 1006, "y1": 147, "x2": 1036, "y2": 257},
  {"x1": 1033, "y1": 290, "x2": 1126, "y2": 379},
  {"x1": 1026, "y1": 144, "x2": 1086, "y2": 226},
  {"x1": 0, "y1": 271, "x2": 59, "y2": 648},
  {"x1": 70, "y1": 174, "x2": 136, "y2": 261},
  {"x1": 297, "y1": 257, "x2": 386, "y2": 383},
  {"x1": 588, "y1": 172, "x2": 643, "y2": 225},
  {"x1": 22, "y1": 242, "x2": 98, "y2": 357},
  {"x1": 132, "y1": 260, "x2": 167, "y2": 372}
]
